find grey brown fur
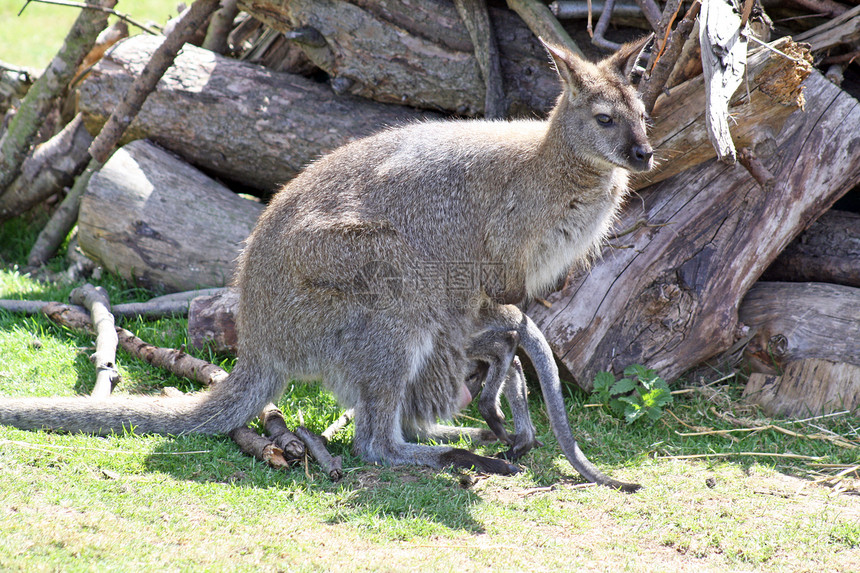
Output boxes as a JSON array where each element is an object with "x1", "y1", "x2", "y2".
[{"x1": 0, "y1": 39, "x2": 652, "y2": 489}]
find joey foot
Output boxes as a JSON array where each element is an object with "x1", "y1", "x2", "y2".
[
  {"x1": 496, "y1": 434, "x2": 544, "y2": 462},
  {"x1": 440, "y1": 448, "x2": 520, "y2": 475}
]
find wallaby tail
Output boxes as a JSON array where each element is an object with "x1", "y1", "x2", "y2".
[
  {"x1": 0, "y1": 362, "x2": 278, "y2": 437},
  {"x1": 519, "y1": 315, "x2": 642, "y2": 493}
]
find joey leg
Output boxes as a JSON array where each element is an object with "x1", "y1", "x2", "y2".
[
  {"x1": 467, "y1": 328, "x2": 520, "y2": 444},
  {"x1": 497, "y1": 356, "x2": 542, "y2": 461}
]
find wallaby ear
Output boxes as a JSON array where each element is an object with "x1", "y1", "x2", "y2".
[
  {"x1": 604, "y1": 34, "x2": 655, "y2": 83},
  {"x1": 540, "y1": 38, "x2": 584, "y2": 91}
]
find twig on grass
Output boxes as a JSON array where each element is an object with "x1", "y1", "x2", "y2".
[
  {"x1": 657, "y1": 452, "x2": 826, "y2": 461},
  {"x1": 321, "y1": 409, "x2": 354, "y2": 443},
  {"x1": 228, "y1": 426, "x2": 292, "y2": 469},
  {"x1": 69, "y1": 283, "x2": 119, "y2": 399},
  {"x1": 295, "y1": 425, "x2": 344, "y2": 481},
  {"x1": 260, "y1": 403, "x2": 305, "y2": 460}
]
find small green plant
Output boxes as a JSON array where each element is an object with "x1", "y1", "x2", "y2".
[{"x1": 591, "y1": 364, "x2": 673, "y2": 424}]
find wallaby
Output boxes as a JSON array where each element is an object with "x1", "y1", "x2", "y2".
[{"x1": 0, "y1": 38, "x2": 653, "y2": 489}]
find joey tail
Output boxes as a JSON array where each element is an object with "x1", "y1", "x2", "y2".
[
  {"x1": 0, "y1": 362, "x2": 278, "y2": 437},
  {"x1": 519, "y1": 315, "x2": 642, "y2": 493}
]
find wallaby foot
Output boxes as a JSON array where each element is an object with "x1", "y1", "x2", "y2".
[{"x1": 439, "y1": 448, "x2": 520, "y2": 475}]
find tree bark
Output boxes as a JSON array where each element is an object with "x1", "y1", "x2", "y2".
[
  {"x1": 527, "y1": 67, "x2": 860, "y2": 388},
  {"x1": 228, "y1": 426, "x2": 292, "y2": 469},
  {"x1": 738, "y1": 282, "x2": 860, "y2": 374},
  {"x1": 0, "y1": 114, "x2": 92, "y2": 223},
  {"x1": 76, "y1": 34, "x2": 440, "y2": 193},
  {"x1": 761, "y1": 210, "x2": 860, "y2": 288},
  {"x1": 77, "y1": 139, "x2": 264, "y2": 292},
  {"x1": 237, "y1": 0, "x2": 563, "y2": 116},
  {"x1": 744, "y1": 359, "x2": 860, "y2": 418},
  {"x1": 260, "y1": 404, "x2": 306, "y2": 460}
]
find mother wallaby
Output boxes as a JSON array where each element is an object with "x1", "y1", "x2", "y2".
[{"x1": 0, "y1": 38, "x2": 653, "y2": 491}]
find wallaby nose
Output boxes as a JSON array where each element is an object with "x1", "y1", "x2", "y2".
[{"x1": 630, "y1": 143, "x2": 653, "y2": 172}]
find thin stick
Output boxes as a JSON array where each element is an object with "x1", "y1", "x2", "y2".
[
  {"x1": 69, "y1": 283, "x2": 120, "y2": 399},
  {"x1": 294, "y1": 426, "x2": 344, "y2": 481},
  {"x1": 0, "y1": 0, "x2": 115, "y2": 194},
  {"x1": 657, "y1": 452, "x2": 826, "y2": 461},
  {"x1": 20, "y1": 0, "x2": 161, "y2": 35},
  {"x1": 87, "y1": 0, "x2": 221, "y2": 164},
  {"x1": 228, "y1": 426, "x2": 291, "y2": 469},
  {"x1": 738, "y1": 147, "x2": 775, "y2": 192},
  {"x1": 260, "y1": 404, "x2": 306, "y2": 460},
  {"x1": 321, "y1": 409, "x2": 354, "y2": 443},
  {"x1": 0, "y1": 297, "x2": 195, "y2": 319},
  {"x1": 39, "y1": 301, "x2": 229, "y2": 387}
]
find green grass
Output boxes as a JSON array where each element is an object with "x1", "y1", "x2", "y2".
[
  {"x1": 1, "y1": 214, "x2": 859, "y2": 571},
  {"x1": 0, "y1": 0, "x2": 180, "y2": 69}
]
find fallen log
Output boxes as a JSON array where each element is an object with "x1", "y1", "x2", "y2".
[
  {"x1": 527, "y1": 66, "x2": 860, "y2": 388},
  {"x1": 77, "y1": 139, "x2": 264, "y2": 292},
  {"x1": 634, "y1": 38, "x2": 811, "y2": 189},
  {"x1": 738, "y1": 282, "x2": 860, "y2": 374},
  {"x1": 761, "y1": 210, "x2": 860, "y2": 288},
  {"x1": 744, "y1": 359, "x2": 860, "y2": 418},
  {"x1": 237, "y1": 0, "x2": 562, "y2": 116},
  {"x1": 76, "y1": 34, "x2": 440, "y2": 192},
  {"x1": 0, "y1": 114, "x2": 92, "y2": 224}
]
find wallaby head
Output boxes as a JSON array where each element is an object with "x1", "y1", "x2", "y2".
[{"x1": 542, "y1": 38, "x2": 654, "y2": 173}]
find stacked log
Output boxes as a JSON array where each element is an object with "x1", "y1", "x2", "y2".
[{"x1": 3, "y1": 0, "x2": 860, "y2": 420}]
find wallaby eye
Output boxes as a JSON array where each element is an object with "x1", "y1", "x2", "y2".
[{"x1": 595, "y1": 114, "x2": 613, "y2": 126}]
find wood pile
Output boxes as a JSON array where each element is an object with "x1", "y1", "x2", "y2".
[{"x1": 1, "y1": 0, "x2": 859, "y2": 418}]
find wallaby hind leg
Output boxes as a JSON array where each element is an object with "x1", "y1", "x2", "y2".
[{"x1": 352, "y1": 384, "x2": 518, "y2": 474}]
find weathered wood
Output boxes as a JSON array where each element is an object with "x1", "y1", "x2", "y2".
[
  {"x1": 115, "y1": 327, "x2": 229, "y2": 387},
  {"x1": 633, "y1": 38, "x2": 811, "y2": 189},
  {"x1": 0, "y1": 114, "x2": 92, "y2": 223},
  {"x1": 527, "y1": 67, "x2": 860, "y2": 388},
  {"x1": 77, "y1": 139, "x2": 264, "y2": 292},
  {"x1": 69, "y1": 284, "x2": 120, "y2": 400},
  {"x1": 744, "y1": 359, "x2": 860, "y2": 418},
  {"x1": 454, "y1": 0, "x2": 506, "y2": 118},
  {"x1": 699, "y1": 0, "x2": 749, "y2": 164},
  {"x1": 77, "y1": 34, "x2": 439, "y2": 191},
  {"x1": 795, "y1": 4, "x2": 860, "y2": 53},
  {"x1": 260, "y1": 403, "x2": 306, "y2": 460},
  {"x1": 738, "y1": 282, "x2": 860, "y2": 374},
  {"x1": 188, "y1": 288, "x2": 240, "y2": 353},
  {"x1": 0, "y1": 0, "x2": 115, "y2": 194},
  {"x1": 238, "y1": 0, "x2": 563, "y2": 116},
  {"x1": 0, "y1": 61, "x2": 37, "y2": 115},
  {"x1": 762, "y1": 210, "x2": 860, "y2": 288},
  {"x1": 88, "y1": 0, "x2": 222, "y2": 165},
  {"x1": 228, "y1": 426, "x2": 292, "y2": 469}
]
